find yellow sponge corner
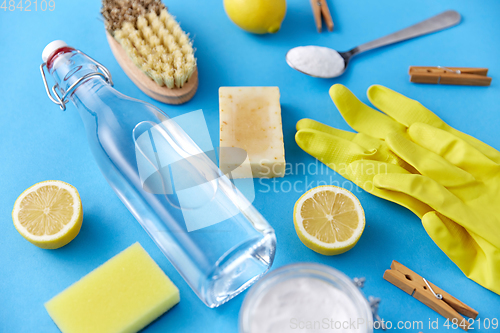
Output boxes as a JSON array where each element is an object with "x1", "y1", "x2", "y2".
[{"x1": 45, "y1": 243, "x2": 179, "y2": 333}]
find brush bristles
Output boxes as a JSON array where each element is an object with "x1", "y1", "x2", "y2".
[
  {"x1": 102, "y1": 0, "x2": 165, "y2": 32},
  {"x1": 105, "y1": 3, "x2": 196, "y2": 89}
]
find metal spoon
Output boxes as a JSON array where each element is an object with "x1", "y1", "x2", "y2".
[{"x1": 286, "y1": 10, "x2": 461, "y2": 78}]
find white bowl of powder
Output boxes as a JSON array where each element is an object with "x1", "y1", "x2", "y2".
[{"x1": 239, "y1": 263, "x2": 373, "y2": 333}]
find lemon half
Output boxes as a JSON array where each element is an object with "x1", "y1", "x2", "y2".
[
  {"x1": 294, "y1": 185, "x2": 365, "y2": 255},
  {"x1": 12, "y1": 180, "x2": 83, "y2": 249}
]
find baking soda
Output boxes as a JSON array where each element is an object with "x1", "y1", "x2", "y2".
[
  {"x1": 249, "y1": 277, "x2": 362, "y2": 333},
  {"x1": 286, "y1": 46, "x2": 346, "y2": 78}
]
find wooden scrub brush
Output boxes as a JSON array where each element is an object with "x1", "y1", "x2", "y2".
[{"x1": 102, "y1": 0, "x2": 198, "y2": 104}]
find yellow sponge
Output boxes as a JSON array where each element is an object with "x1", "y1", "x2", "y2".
[{"x1": 45, "y1": 243, "x2": 179, "y2": 333}]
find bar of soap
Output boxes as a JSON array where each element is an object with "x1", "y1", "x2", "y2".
[
  {"x1": 45, "y1": 243, "x2": 179, "y2": 333},
  {"x1": 219, "y1": 87, "x2": 285, "y2": 178}
]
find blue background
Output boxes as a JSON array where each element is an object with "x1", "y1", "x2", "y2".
[{"x1": 1, "y1": 0, "x2": 500, "y2": 332}]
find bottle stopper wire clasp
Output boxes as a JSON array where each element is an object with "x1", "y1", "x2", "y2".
[{"x1": 40, "y1": 49, "x2": 113, "y2": 111}]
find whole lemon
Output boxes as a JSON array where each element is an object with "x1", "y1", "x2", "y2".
[{"x1": 224, "y1": 0, "x2": 287, "y2": 34}]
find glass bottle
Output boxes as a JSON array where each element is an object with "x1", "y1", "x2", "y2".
[{"x1": 40, "y1": 40, "x2": 276, "y2": 308}]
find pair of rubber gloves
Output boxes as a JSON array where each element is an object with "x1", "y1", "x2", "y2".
[{"x1": 296, "y1": 84, "x2": 500, "y2": 295}]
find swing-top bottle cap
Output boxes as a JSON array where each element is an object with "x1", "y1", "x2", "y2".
[{"x1": 42, "y1": 40, "x2": 68, "y2": 62}]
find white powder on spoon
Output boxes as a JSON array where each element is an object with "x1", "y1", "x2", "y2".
[
  {"x1": 286, "y1": 46, "x2": 346, "y2": 78},
  {"x1": 249, "y1": 277, "x2": 363, "y2": 333}
]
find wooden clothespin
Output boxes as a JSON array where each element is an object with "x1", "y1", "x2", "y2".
[
  {"x1": 409, "y1": 66, "x2": 491, "y2": 86},
  {"x1": 310, "y1": 0, "x2": 334, "y2": 32},
  {"x1": 384, "y1": 261, "x2": 478, "y2": 331}
]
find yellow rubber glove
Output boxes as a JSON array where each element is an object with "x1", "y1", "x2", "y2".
[
  {"x1": 374, "y1": 124, "x2": 500, "y2": 294},
  {"x1": 295, "y1": 86, "x2": 430, "y2": 217},
  {"x1": 341, "y1": 84, "x2": 500, "y2": 164},
  {"x1": 421, "y1": 212, "x2": 500, "y2": 293},
  {"x1": 296, "y1": 84, "x2": 500, "y2": 294}
]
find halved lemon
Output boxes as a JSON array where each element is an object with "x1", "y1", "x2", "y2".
[
  {"x1": 12, "y1": 180, "x2": 83, "y2": 249},
  {"x1": 293, "y1": 185, "x2": 365, "y2": 255}
]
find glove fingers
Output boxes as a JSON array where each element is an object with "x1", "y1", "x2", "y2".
[
  {"x1": 447, "y1": 127, "x2": 500, "y2": 165},
  {"x1": 295, "y1": 129, "x2": 372, "y2": 177},
  {"x1": 346, "y1": 160, "x2": 432, "y2": 217},
  {"x1": 386, "y1": 131, "x2": 475, "y2": 187},
  {"x1": 367, "y1": 85, "x2": 445, "y2": 128},
  {"x1": 423, "y1": 212, "x2": 500, "y2": 295},
  {"x1": 329, "y1": 84, "x2": 406, "y2": 139},
  {"x1": 367, "y1": 85, "x2": 500, "y2": 164},
  {"x1": 296, "y1": 119, "x2": 356, "y2": 141},
  {"x1": 296, "y1": 118, "x2": 415, "y2": 172},
  {"x1": 409, "y1": 123, "x2": 500, "y2": 178},
  {"x1": 295, "y1": 128, "x2": 432, "y2": 216},
  {"x1": 374, "y1": 173, "x2": 463, "y2": 219}
]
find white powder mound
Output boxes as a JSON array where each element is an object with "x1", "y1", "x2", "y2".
[
  {"x1": 249, "y1": 277, "x2": 363, "y2": 333},
  {"x1": 286, "y1": 46, "x2": 346, "y2": 78}
]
